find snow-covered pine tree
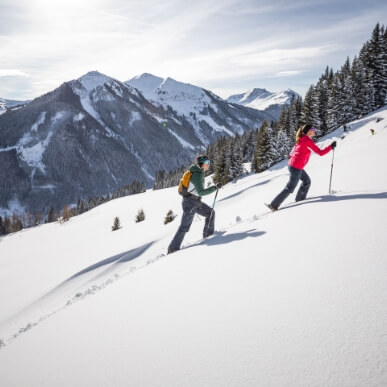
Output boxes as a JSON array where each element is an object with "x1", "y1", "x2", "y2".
[
  {"x1": 153, "y1": 170, "x2": 166, "y2": 190},
  {"x1": 351, "y1": 56, "x2": 371, "y2": 118},
  {"x1": 326, "y1": 74, "x2": 341, "y2": 132},
  {"x1": 338, "y1": 57, "x2": 355, "y2": 126},
  {"x1": 164, "y1": 210, "x2": 177, "y2": 225},
  {"x1": 301, "y1": 85, "x2": 320, "y2": 130},
  {"x1": 288, "y1": 96, "x2": 302, "y2": 141},
  {"x1": 315, "y1": 67, "x2": 331, "y2": 136},
  {"x1": 252, "y1": 121, "x2": 276, "y2": 173},
  {"x1": 212, "y1": 137, "x2": 228, "y2": 185},
  {"x1": 366, "y1": 23, "x2": 387, "y2": 108},
  {"x1": 275, "y1": 126, "x2": 292, "y2": 162},
  {"x1": 225, "y1": 136, "x2": 243, "y2": 181},
  {"x1": 240, "y1": 129, "x2": 258, "y2": 163}
]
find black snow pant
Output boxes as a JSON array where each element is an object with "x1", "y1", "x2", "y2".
[
  {"x1": 168, "y1": 195, "x2": 215, "y2": 251},
  {"x1": 270, "y1": 165, "x2": 311, "y2": 209}
]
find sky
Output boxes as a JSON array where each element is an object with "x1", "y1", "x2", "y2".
[{"x1": 0, "y1": 0, "x2": 386, "y2": 101}]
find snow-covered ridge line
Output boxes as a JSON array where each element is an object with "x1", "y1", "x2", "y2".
[{"x1": 227, "y1": 88, "x2": 299, "y2": 111}]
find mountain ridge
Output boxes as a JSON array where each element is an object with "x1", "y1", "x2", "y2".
[{"x1": 0, "y1": 71, "x2": 273, "y2": 216}]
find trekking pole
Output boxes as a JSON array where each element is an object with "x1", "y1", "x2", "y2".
[
  {"x1": 209, "y1": 188, "x2": 219, "y2": 223},
  {"x1": 329, "y1": 149, "x2": 335, "y2": 194}
]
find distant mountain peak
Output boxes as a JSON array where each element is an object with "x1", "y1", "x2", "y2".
[
  {"x1": 76, "y1": 71, "x2": 119, "y2": 92},
  {"x1": 227, "y1": 87, "x2": 299, "y2": 116}
]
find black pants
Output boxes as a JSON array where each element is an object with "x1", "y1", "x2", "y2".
[
  {"x1": 271, "y1": 166, "x2": 311, "y2": 209},
  {"x1": 168, "y1": 196, "x2": 215, "y2": 251}
]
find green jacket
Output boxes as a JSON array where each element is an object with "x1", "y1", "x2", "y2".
[{"x1": 188, "y1": 164, "x2": 216, "y2": 197}]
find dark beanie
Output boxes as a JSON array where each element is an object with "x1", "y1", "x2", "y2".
[
  {"x1": 196, "y1": 154, "x2": 208, "y2": 166},
  {"x1": 302, "y1": 124, "x2": 313, "y2": 134}
]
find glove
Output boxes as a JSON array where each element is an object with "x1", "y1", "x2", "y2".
[
  {"x1": 215, "y1": 183, "x2": 222, "y2": 189},
  {"x1": 330, "y1": 141, "x2": 337, "y2": 149}
]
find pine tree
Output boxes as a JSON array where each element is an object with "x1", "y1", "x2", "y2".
[
  {"x1": 315, "y1": 67, "x2": 330, "y2": 135},
  {"x1": 164, "y1": 210, "x2": 177, "y2": 225},
  {"x1": 135, "y1": 209, "x2": 145, "y2": 223},
  {"x1": 351, "y1": 56, "x2": 371, "y2": 118},
  {"x1": 213, "y1": 137, "x2": 228, "y2": 185},
  {"x1": 3, "y1": 217, "x2": 11, "y2": 234},
  {"x1": 367, "y1": 23, "x2": 386, "y2": 108},
  {"x1": 301, "y1": 85, "x2": 320, "y2": 129},
  {"x1": 112, "y1": 217, "x2": 122, "y2": 231},
  {"x1": 339, "y1": 57, "x2": 355, "y2": 126},
  {"x1": 275, "y1": 127, "x2": 292, "y2": 161},
  {"x1": 62, "y1": 205, "x2": 71, "y2": 223},
  {"x1": 11, "y1": 213, "x2": 23, "y2": 232},
  {"x1": 326, "y1": 74, "x2": 340, "y2": 131},
  {"x1": 252, "y1": 121, "x2": 276, "y2": 173},
  {"x1": 47, "y1": 207, "x2": 57, "y2": 223}
]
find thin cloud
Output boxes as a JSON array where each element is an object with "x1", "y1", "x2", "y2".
[
  {"x1": 271, "y1": 70, "x2": 305, "y2": 78},
  {"x1": 0, "y1": 69, "x2": 29, "y2": 77}
]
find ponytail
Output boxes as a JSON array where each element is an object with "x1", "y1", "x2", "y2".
[{"x1": 295, "y1": 124, "x2": 313, "y2": 143}]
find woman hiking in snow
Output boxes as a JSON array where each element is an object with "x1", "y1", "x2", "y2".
[
  {"x1": 267, "y1": 124, "x2": 336, "y2": 211},
  {"x1": 168, "y1": 155, "x2": 221, "y2": 254}
]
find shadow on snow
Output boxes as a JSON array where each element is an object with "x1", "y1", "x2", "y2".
[
  {"x1": 64, "y1": 241, "x2": 154, "y2": 282},
  {"x1": 187, "y1": 229, "x2": 266, "y2": 249},
  {"x1": 283, "y1": 191, "x2": 387, "y2": 210}
]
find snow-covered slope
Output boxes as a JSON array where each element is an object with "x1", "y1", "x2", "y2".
[
  {"x1": 0, "y1": 108, "x2": 386, "y2": 386},
  {"x1": 126, "y1": 73, "x2": 274, "y2": 139},
  {"x1": 227, "y1": 88, "x2": 299, "y2": 119},
  {"x1": 0, "y1": 98, "x2": 28, "y2": 115},
  {"x1": 127, "y1": 73, "x2": 214, "y2": 116}
]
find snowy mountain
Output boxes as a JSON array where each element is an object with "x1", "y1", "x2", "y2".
[
  {"x1": 0, "y1": 107, "x2": 386, "y2": 386},
  {"x1": 126, "y1": 73, "x2": 275, "y2": 136},
  {"x1": 227, "y1": 88, "x2": 299, "y2": 119},
  {"x1": 0, "y1": 98, "x2": 28, "y2": 115},
  {"x1": 0, "y1": 71, "x2": 271, "y2": 216}
]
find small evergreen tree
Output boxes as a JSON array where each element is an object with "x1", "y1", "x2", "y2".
[
  {"x1": 61, "y1": 205, "x2": 71, "y2": 223},
  {"x1": 11, "y1": 213, "x2": 23, "y2": 232},
  {"x1": 164, "y1": 210, "x2": 177, "y2": 225},
  {"x1": 3, "y1": 217, "x2": 11, "y2": 234},
  {"x1": 135, "y1": 209, "x2": 145, "y2": 223},
  {"x1": 112, "y1": 217, "x2": 122, "y2": 231},
  {"x1": 47, "y1": 207, "x2": 57, "y2": 223}
]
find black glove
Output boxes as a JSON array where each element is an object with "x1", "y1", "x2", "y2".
[
  {"x1": 215, "y1": 183, "x2": 222, "y2": 189},
  {"x1": 330, "y1": 141, "x2": 337, "y2": 149}
]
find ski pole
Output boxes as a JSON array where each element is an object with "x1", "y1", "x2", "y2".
[
  {"x1": 329, "y1": 149, "x2": 335, "y2": 194},
  {"x1": 209, "y1": 188, "x2": 219, "y2": 223}
]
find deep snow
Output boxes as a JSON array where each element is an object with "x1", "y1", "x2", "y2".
[{"x1": 0, "y1": 108, "x2": 386, "y2": 387}]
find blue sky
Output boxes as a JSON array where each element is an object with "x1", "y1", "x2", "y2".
[{"x1": 0, "y1": 0, "x2": 386, "y2": 100}]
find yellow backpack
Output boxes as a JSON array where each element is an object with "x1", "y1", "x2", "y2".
[{"x1": 178, "y1": 171, "x2": 192, "y2": 196}]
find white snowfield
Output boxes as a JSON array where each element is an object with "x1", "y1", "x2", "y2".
[{"x1": 0, "y1": 108, "x2": 387, "y2": 387}]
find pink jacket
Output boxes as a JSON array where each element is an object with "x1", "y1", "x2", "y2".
[{"x1": 289, "y1": 135, "x2": 332, "y2": 170}]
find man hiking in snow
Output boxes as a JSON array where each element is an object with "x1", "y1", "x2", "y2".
[
  {"x1": 168, "y1": 155, "x2": 221, "y2": 254},
  {"x1": 267, "y1": 124, "x2": 336, "y2": 211}
]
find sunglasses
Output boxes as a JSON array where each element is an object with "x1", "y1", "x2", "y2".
[
  {"x1": 203, "y1": 160, "x2": 211, "y2": 165},
  {"x1": 310, "y1": 127, "x2": 316, "y2": 132}
]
